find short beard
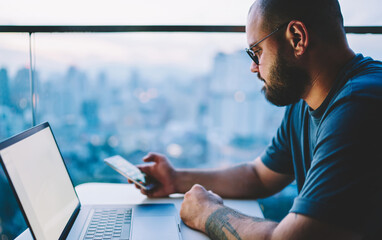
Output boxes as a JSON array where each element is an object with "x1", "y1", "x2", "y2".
[{"x1": 260, "y1": 52, "x2": 310, "y2": 106}]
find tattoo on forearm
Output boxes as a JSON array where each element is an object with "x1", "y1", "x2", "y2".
[
  {"x1": 205, "y1": 208, "x2": 241, "y2": 240},
  {"x1": 205, "y1": 207, "x2": 268, "y2": 240}
]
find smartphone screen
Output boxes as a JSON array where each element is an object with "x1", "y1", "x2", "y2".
[{"x1": 104, "y1": 155, "x2": 155, "y2": 191}]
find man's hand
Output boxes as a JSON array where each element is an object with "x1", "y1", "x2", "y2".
[
  {"x1": 180, "y1": 184, "x2": 224, "y2": 232},
  {"x1": 130, "y1": 152, "x2": 177, "y2": 198}
]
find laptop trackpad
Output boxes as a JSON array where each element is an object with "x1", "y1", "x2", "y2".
[{"x1": 132, "y1": 216, "x2": 180, "y2": 240}]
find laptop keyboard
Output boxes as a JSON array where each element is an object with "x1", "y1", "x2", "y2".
[{"x1": 83, "y1": 208, "x2": 132, "y2": 240}]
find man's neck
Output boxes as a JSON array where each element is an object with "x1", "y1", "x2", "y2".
[{"x1": 303, "y1": 47, "x2": 355, "y2": 110}]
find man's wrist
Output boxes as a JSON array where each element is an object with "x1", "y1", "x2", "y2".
[
  {"x1": 200, "y1": 204, "x2": 225, "y2": 232},
  {"x1": 172, "y1": 169, "x2": 180, "y2": 193}
]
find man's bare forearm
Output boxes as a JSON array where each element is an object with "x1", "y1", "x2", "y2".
[
  {"x1": 174, "y1": 162, "x2": 266, "y2": 198},
  {"x1": 203, "y1": 207, "x2": 363, "y2": 240}
]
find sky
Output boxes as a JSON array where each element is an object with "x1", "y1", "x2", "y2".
[
  {"x1": 0, "y1": 0, "x2": 381, "y2": 26},
  {"x1": 0, "y1": 0, "x2": 254, "y2": 25},
  {"x1": 0, "y1": 0, "x2": 381, "y2": 80}
]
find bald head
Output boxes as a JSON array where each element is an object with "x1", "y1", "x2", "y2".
[{"x1": 248, "y1": 0, "x2": 346, "y2": 44}]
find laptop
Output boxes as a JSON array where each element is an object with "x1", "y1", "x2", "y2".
[{"x1": 0, "y1": 122, "x2": 182, "y2": 240}]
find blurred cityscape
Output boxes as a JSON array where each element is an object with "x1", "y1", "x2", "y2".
[{"x1": 0, "y1": 49, "x2": 295, "y2": 239}]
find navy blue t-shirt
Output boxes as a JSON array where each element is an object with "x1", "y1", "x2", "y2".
[{"x1": 261, "y1": 54, "x2": 382, "y2": 238}]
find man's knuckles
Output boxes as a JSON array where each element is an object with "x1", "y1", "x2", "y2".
[{"x1": 190, "y1": 184, "x2": 206, "y2": 192}]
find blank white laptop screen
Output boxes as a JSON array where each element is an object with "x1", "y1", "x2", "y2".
[{"x1": 0, "y1": 127, "x2": 79, "y2": 240}]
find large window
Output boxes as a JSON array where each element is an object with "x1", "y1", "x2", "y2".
[{"x1": 1, "y1": 0, "x2": 381, "y2": 239}]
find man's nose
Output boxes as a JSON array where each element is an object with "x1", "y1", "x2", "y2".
[{"x1": 250, "y1": 61, "x2": 259, "y2": 73}]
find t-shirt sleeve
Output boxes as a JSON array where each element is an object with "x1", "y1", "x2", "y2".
[
  {"x1": 289, "y1": 93, "x2": 382, "y2": 234},
  {"x1": 261, "y1": 106, "x2": 294, "y2": 175}
]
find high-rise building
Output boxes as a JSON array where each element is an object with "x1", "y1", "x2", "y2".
[
  {"x1": 11, "y1": 67, "x2": 30, "y2": 112},
  {"x1": 0, "y1": 68, "x2": 11, "y2": 106}
]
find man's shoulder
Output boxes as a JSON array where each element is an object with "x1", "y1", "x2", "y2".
[
  {"x1": 338, "y1": 74, "x2": 382, "y2": 103},
  {"x1": 336, "y1": 55, "x2": 382, "y2": 102},
  {"x1": 347, "y1": 54, "x2": 382, "y2": 77},
  {"x1": 349, "y1": 55, "x2": 382, "y2": 86}
]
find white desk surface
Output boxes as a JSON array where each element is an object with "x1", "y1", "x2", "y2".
[{"x1": 17, "y1": 182, "x2": 264, "y2": 240}]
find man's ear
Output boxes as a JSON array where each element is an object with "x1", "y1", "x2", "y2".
[{"x1": 285, "y1": 21, "x2": 309, "y2": 57}]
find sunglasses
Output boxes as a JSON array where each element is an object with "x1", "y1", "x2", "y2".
[{"x1": 245, "y1": 22, "x2": 289, "y2": 65}]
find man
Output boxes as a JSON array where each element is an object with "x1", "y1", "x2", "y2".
[{"x1": 133, "y1": 0, "x2": 382, "y2": 239}]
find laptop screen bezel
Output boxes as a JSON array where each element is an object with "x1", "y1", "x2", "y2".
[{"x1": 0, "y1": 122, "x2": 81, "y2": 240}]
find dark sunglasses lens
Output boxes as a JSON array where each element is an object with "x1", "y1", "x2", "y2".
[{"x1": 253, "y1": 55, "x2": 259, "y2": 65}]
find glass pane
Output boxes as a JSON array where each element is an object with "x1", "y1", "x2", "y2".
[{"x1": 1, "y1": 29, "x2": 382, "y2": 238}]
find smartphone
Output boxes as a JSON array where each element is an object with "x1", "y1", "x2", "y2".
[{"x1": 104, "y1": 155, "x2": 155, "y2": 191}]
